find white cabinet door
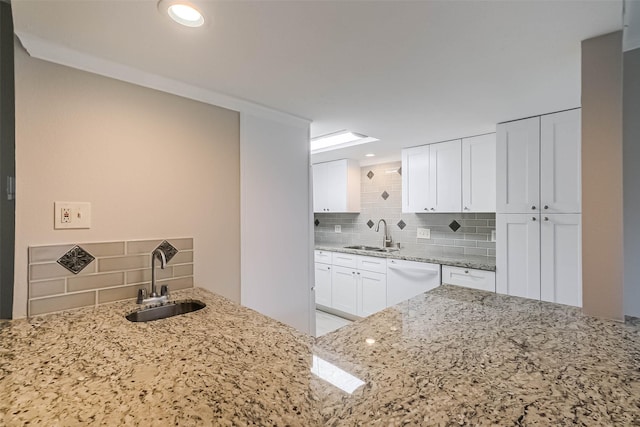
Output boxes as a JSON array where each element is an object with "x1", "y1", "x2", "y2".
[
  {"x1": 402, "y1": 145, "x2": 430, "y2": 213},
  {"x1": 314, "y1": 263, "x2": 332, "y2": 307},
  {"x1": 358, "y1": 270, "x2": 387, "y2": 317},
  {"x1": 312, "y1": 162, "x2": 329, "y2": 213},
  {"x1": 327, "y1": 159, "x2": 348, "y2": 212},
  {"x1": 429, "y1": 139, "x2": 462, "y2": 212},
  {"x1": 312, "y1": 159, "x2": 360, "y2": 213},
  {"x1": 496, "y1": 213, "x2": 540, "y2": 299},
  {"x1": 462, "y1": 134, "x2": 496, "y2": 212},
  {"x1": 540, "y1": 109, "x2": 581, "y2": 214},
  {"x1": 331, "y1": 265, "x2": 358, "y2": 315},
  {"x1": 540, "y1": 214, "x2": 582, "y2": 307},
  {"x1": 496, "y1": 117, "x2": 540, "y2": 213}
]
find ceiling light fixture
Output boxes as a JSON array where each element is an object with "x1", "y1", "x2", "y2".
[
  {"x1": 158, "y1": 0, "x2": 205, "y2": 27},
  {"x1": 365, "y1": 153, "x2": 376, "y2": 157},
  {"x1": 311, "y1": 130, "x2": 379, "y2": 154}
]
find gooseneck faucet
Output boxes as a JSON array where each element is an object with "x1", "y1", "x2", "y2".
[
  {"x1": 150, "y1": 248, "x2": 167, "y2": 297},
  {"x1": 136, "y1": 248, "x2": 170, "y2": 304},
  {"x1": 375, "y1": 219, "x2": 392, "y2": 248}
]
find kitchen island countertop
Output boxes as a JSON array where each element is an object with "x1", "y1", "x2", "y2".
[{"x1": 2, "y1": 286, "x2": 640, "y2": 425}]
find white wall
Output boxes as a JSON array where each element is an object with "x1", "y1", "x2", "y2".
[
  {"x1": 240, "y1": 113, "x2": 313, "y2": 334},
  {"x1": 14, "y1": 42, "x2": 241, "y2": 318}
]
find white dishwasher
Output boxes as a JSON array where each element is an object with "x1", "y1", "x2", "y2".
[{"x1": 386, "y1": 259, "x2": 441, "y2": 306}]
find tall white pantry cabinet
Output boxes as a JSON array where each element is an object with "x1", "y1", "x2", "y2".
[{"x1": 496, "y1": 108, "x2": 582, "y2": 307}]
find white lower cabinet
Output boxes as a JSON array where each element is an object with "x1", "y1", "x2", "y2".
[
  {"x1": 331, "y1": 265, "x2": 358, "y2": 315},
  {"x1": 314, "y1": 262, "x2": 332, "y2": 307},
  {"x1": 442, "y1": 266, "x2": 496, "y2": 292},
  {"x1": 497, "y1": 213, "x2": 582, "y2": 307},
  {"x1": 358, "y1": 270, "x2": 387, "y2": 317}
]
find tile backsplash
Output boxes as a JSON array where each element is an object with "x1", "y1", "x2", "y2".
[
  {"x1": 314, "y1": 161, "x2": 496, "y2": 257},
  {"x1": 27, "y1": 238, "x2": 194, "y2": 316}
]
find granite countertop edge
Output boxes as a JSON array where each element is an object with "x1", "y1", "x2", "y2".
[{"x1": 315, "y1": 244, "x2": 496, "y2": 271}]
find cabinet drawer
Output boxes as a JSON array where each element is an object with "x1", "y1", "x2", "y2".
[
  {"x1": 314, "y1": 250, "x2": 332, "y2": 264},
  {"x1": 442, "y1": 266, "x2": 496, "y2": 292},
  {"x1": 357, "y1": 255, "x2": 387, "y2": 274},
  {"x1": 332, "y1": 252, "x2": 357, "y2": 268}
]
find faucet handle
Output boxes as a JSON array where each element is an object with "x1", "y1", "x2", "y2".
[
  {"x1": 136, "y1": 288, "x2": 147, "y2": 304},
  {"x1": 160, "y1": 284, "x2": 169, "y2": 298}
]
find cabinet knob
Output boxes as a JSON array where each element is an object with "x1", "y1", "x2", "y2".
[
  {"x1": 328, "y1": 267, "x2": 331, "y2": 270},
  {"x1": 424, "y1": 208, "x2": 428, "y2": 211},
  {"x1": 430, "y1": 208, "x2": 435, "y2": 211},
  {"x1": 464, "y1": 270, "x2": 469, "y2": 274},
  {"x1": 544, "y1": 205, "x2": 549, "y2": 210},
  {"x1": 357, "y1": 272, "x2": 361, "y2": 275},
  {"x1": 532, "y1": 217, "x2": 537, "y2": 221},
  {"x1": 464, "y1": 207, "x2": 469, "y2": 211},
  {"x1": 531, "y1": 206, "x2": 536, "y2": 210},
  {"x1": 544, "y1": 217, "x2": 549, "y2": 221}
]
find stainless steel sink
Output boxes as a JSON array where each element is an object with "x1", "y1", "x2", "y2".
[
  {"x1": 125, "y1": 300, "x2": 206, "y2": 322},
  {"x1": 344, "y1": 245, "x2": 383, "y2": 251},
  {"x1": 343, "y1": 245, "x2": 399, "y2": 253}
]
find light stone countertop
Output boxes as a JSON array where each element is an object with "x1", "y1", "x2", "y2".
[
  {"x1": 2, "y1": 286, "x2": 640, "y2": 425},
  {"x1": 315, "y1": 243, "x2": 497, "y2": 271}
]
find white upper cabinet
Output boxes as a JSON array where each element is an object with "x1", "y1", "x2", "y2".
[
  {"x1": 540, "y1": 109, "x2": 582, "y2": 214},
  {"x1": 430, "y1": 139, "x2": 462, "y2": 212},
  {"x1": 462, "y1": 134, "x2": 496, "y2": 212},
  {"x1": 402, "y1": 145, "x2": 430, "y2": 213},
  {"x1": 496, "y1": 117, "x2": 541, "y2": 213},
  {"x1": 312, "y1": 159, "x2": 361, "y2": 213},
  {"x1": 497, "y1": 109, "x2": 581, "y2": 214},
  {"x1": 402, "y1": 140, "x2": 461, "y2": 213}
]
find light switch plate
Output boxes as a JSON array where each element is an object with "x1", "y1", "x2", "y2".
[
  {"x1": 335, "y1": 225, "x2": 342, "y2": 233},
  {"x1": 54, "y1": 202, "x2": 91, "y2": 229},
  {"x1": 417, "y1": 228, "x2": 431, "y2": 239}
]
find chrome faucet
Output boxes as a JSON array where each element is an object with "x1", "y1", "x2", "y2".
[
  {"x1": 137, "y1": 248, "x2": 170, "y2": 304},
  {"x1": 375, "y1": 219, "x2": 392, "y2": 248}
]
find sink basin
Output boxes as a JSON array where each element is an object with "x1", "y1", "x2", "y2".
[
  {"x1": 343, "y1": 245, "x2": 399, "y2": 253},
  {"x1": 344, "y1": 245, "x2": 383, "y2": 251},
  {"x1": 125, "y1": 300, "x2": 206, "y2": 322}
]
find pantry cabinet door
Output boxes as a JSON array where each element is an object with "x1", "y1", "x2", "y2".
[
  {"x1": 429, "y1": 139, "x2": 462, "y2": 212},
  {"x1": 497, "y1": 117, "x2": 540, "y2": 214},
  {"x1": 402, "y1": 145, "x2": 430, "y2": 213},
  {"x1": 540, "y1": 214, "x2": 582, "y2": 307},
  {"x1": 540, "y1": 109, "x2": 581, "y2": 214},
  {"x1": 462, "y1": 134, "x2": 496, "y2": 212},
  {"x1": 496, "y1": 213, "x2": 540, "y2": 299}
]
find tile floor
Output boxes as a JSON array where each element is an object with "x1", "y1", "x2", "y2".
[{"x1": 315, "y1": 309, "x2": 352, "y2": 337}]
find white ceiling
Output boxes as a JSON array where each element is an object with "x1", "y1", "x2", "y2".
[{"x1": 12, "y1": 0, "x2": 623, "y2": 165}]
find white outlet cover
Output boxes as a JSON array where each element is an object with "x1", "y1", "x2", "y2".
[
  {"x1": 417, "y1": 227, "x2": 431, "y2": 239},
  {"x1": 54, "y1": 202, "x2": 91, "y2": 229},
  {"x1": 491, "y1": 230, "x2": 496, "y2": 242},
  {"x1": 335, "y1": 225, "x2": 342, "y2": 233}
]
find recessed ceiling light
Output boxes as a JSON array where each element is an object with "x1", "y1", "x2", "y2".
[
  {"x1": 158, "y1": 0, "x2": 205, "y2": 27},
  {"x1": 365, "y1": 153, "x2": 376, "y2": 157},
  {"x1": 311, "y1": 130, "x2": 379, "y2": 154}
]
